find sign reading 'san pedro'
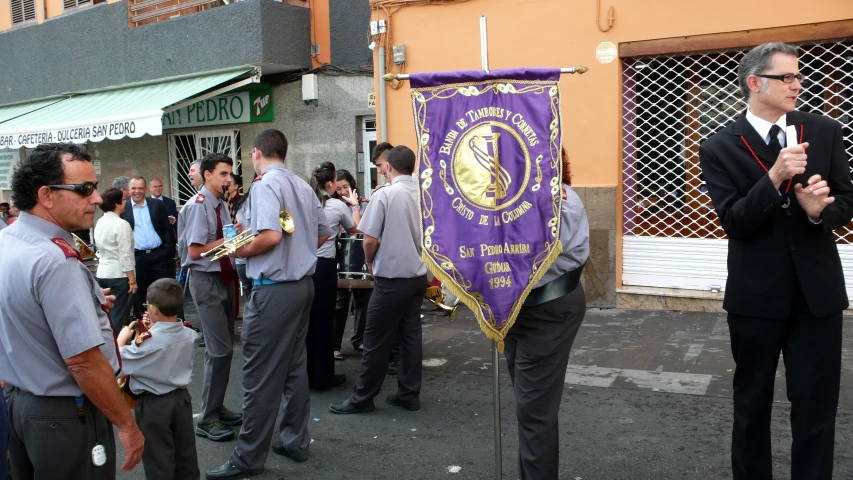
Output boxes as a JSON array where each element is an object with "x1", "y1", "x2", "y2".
[
  {"x1": 163, "y1": 84, "x2": 274, "y2": 129},
  {"x1": 410, "y1": 68, "x2": 563, "y2": 348}
]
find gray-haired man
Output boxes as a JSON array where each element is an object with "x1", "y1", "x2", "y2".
[{"x1": 700, "y1": 42, "x2": 853, "y2": 480}]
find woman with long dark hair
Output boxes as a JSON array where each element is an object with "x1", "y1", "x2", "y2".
[
  {"x1": 307, "y1": 162, "x2": 359, "y2": 389},
  {"x1": 332, "y1": 169, "x2": 370, "y2": 359}
]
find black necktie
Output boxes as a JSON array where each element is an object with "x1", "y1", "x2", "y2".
[
  {"x1": 768, "y1": 125, "x2": 790, "y2": 202},
  {"x1": 768, "y1": 124, "x2": 783, "y2": 160}
]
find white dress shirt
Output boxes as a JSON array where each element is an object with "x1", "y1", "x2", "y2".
[
  {"x1": 745, "y1": 108, "x2": 787, "y2": 146},
  {"x1": 95, "y1": 211, "x2": 136, "y2": 279}
]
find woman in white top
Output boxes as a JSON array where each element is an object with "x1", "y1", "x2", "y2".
[
  {"x1": 306, "y1": 162, "x2": 360, "y2": 390},
  {"x1": 94, "y1": 188, "x2": 137, "y2": 331}
]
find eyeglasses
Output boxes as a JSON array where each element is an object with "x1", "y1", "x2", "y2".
[
  {"x1": 142, "y1": 302, "x2": 159, "y2": 310},
  {"x1": 755, "y1": 73, "x2": 805, "y2": 85},
  {"x1": 47, "y1": 181, "x2": 98, "y2": 196}
]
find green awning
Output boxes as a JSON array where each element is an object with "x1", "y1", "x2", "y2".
[
  {"x1": 0, "y1": 98, "x2": 67, "y2": 124},
  {"x1": 0, "y1": 67, "x2": 253, "y2": 149}
]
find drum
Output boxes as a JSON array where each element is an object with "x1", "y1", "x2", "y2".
[{"x1": 336, "y1": 233, "x2": 374, "y2": 289}]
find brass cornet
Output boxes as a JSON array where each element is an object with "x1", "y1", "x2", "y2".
[
  {"x1": 202, "y1": 229, "x2": 255, "y2": 262},
  {"x1": 280, "y1": 210, "x2": 295, "y2": 233},
  {"x1": 72, "y1": 233, "x2": 96, "y2": 260}
]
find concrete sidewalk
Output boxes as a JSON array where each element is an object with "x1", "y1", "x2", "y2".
[{"x1": 114, "y1": 299, "x2": 853, "y2": 479}]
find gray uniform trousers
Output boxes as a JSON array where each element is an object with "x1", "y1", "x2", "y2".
[
  {"x1": 504, "y1": 284, "x2": 586, "y2": 480},
  {"x1": 230, "y1": 277, "x2": 313, "y2": 472},
  {"x1": 188, "y1": 270, "x2": 236, "y2": 424},
  {"x1": 6, "y1": 387, "x2": 116, "y2": 480},
  {"x1": 349, "y1": 275, "x2": 427, "y2": 407},
  {"x1": 135, "y1": 388, "x2": 200, "y2": 480}
]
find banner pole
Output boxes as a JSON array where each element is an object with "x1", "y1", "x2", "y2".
[{"x1": 480, "y1": 16, "x2": 502, "y2": 480}]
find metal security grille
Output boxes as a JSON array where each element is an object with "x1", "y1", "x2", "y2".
[
  {"x1": 622, "y1": 39, "x2": 853, "y2": 243},
  {"x1": 11, "y1": 0, "x2": 36, "y2": 24},
  {"x1": 168, "y1": 130, "x2": 241, "y2": 206}
]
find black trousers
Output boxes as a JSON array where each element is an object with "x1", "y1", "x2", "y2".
[
  {"x1": 133, "y1": 247, "x2": 174, "y2": 318},
  {"x1": 6, "y1": 387, "x2": 115, "y2": 480},
  {"x1": 96, "y1": 277, "x2": 132, "y2": 331},
  {"x1": 728, "y1": 284, "x2": 842, "y2": 480},
  {"x1": 504, "y1": 284, "x2": 586, "y2": 480},
  {"x1": 307, "y1": 258, "x2": 339, "y2": 389},
  {"x1": 236, "y1": 263, "x2": 253, "y2": 298},
  {"x1": 333, "y1": 288, "x2": 372, "y2": 351},
  {"x1": 349, "y1": 275, "x2": 427, "y2": 407},
  {"x1": 135, "y1": 388, "x2": 199, "y2": 480}
]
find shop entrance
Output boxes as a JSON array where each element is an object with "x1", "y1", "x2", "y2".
[{"x1": 168, "y1": 129, "x2": 241, "y2": 206}]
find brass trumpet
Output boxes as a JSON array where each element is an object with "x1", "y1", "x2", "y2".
[
  {"x1": 202, "y1": 229, "x2": 255, "y2": 262},
  {"x1": 280, "y1": 210, "x2": 295, "y2": 233},
  {"x1": 72, "y1": 233, "x2": 96, "y2": 260}
]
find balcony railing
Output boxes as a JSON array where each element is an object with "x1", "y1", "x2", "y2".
[{"x1": 128, "y1": 0, "x2": 307, "y2": 28}]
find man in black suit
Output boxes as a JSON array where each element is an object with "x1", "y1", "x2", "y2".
[
  {"x1": 148, "y1": 177, "x2": 178, "y2": 228},
  {"x1": 700, "y1": 42, "x2": 853, "y2": 480},
  {"x1": 122, "y1": 176, "x2": 176, "y2": 318}
]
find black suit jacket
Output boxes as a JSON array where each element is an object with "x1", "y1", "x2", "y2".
[
  {"x1": 121, "y1": 197, "x2": 176, "y2": 258},
  {"x1": 155, "y1": 195, "x2": 179, "y2": 237},
  {"x1": 699, "y1": 110, "x2": 853, "y2": 319}
]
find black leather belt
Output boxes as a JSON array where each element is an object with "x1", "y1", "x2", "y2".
[
  {"x1": 135, "y1": 246, "x2": 162, "y2": 254},
  {"x1": 523, "y1": 264, "x2": 584, "y2": 307}
]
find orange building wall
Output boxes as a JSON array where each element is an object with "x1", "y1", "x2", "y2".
[
  {"x1": 372, "y1": 0, "x2": 853, "y2": 187},
  {"x1": 0, "y1": 0, "x2": 11, "y2": 30},
  {"x1": 310, "y1": 0, "x2": 331, "y2": 67}
]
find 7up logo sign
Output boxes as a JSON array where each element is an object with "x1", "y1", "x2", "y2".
[{"x1": 252, "y1": 93, "x2": 271, "y2": 118}]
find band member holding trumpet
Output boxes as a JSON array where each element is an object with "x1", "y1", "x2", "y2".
[
  {"x1": 206, "y1": 129, "x2": 331, "y2": 480},
  {"x1": 308, "y1": 162, "x2": 359, "y2": 389},
  {"x1": 182, "y1": 152, "x2": 243, "y2": 442}
]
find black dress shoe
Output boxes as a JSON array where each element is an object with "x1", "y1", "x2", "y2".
[
  {"x1": 205, "y1": 460, "x2": 262, "y2": 480},
  {"x1": 385, "y1": 394, "x2": 421, "y2": 411},
  {"x1": 271, "y1": 441, "x2": 309, "y2": 462},
  {"x1": 329, "y1": 399, "x2": 376, "y2": 414}
]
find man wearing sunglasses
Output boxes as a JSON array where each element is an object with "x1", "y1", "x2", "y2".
[
  {"x1": 700, "y1": 43, "x2": 853, "y2": 479},
  {"x1": 0, "y1": 143, "x2": 145, "y2": 478}
]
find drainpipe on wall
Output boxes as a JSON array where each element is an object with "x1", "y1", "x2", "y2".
[{"x1": 378, "y1": 46, "x2": 388, "y2": 143}]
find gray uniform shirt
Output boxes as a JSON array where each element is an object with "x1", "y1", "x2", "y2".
[
  {"x1": 358, "y1": 175, "x2": 427, "y2": 278},
  {"x1": 181, "y1": 185, "x2": 231, "y2": 272},
  {"x1": 536, "y1": 184, "x2": 590, "y2": 287},
  {"x1": 0, "y1": 212, "x2": 119, "y2": 396},
  {"x1": 119, "y1": 321, "x2": 197, "y2": 395},
  {"x1": 235, "y1": 200, "x2": 250, "y2": 266},
  {"x1": 318, "y1": 196, "x2": 355, "y2": 259},
  {"x1": 246, "y1": 163, "x2": 332, "y2": 282}
]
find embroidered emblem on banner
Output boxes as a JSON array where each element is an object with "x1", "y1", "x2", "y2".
[{"x1": 409, "y1": 68, "x2": 564, "y2": 350}]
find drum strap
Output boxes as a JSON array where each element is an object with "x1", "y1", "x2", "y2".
[{"x1": 523, "y1": 263, "x2": 584, "y2": 307}]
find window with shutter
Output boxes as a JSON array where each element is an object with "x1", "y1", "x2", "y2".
[
  {"x1": 63, "y1": 0, "x2": 91, "y2": 9},
  {"x1": 10, "y1": 0, "x2": 36, "y2": 24}
]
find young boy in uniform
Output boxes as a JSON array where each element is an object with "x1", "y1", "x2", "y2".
[{"x1": 117, "y1": 278, "x2": 200, "y2": 480}]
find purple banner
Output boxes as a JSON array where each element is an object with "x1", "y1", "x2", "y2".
[{"x1": 410, "y1": 67, "x2": 563, "y2": 347}]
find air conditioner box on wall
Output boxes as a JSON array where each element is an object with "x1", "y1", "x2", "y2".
[{"x1": 302, "y1": 74, "x2": 319, "y2": 105}]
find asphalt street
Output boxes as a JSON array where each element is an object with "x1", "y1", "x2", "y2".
[{"x1": 115, "y1": 300, "x2": 853, "y2": 479}]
